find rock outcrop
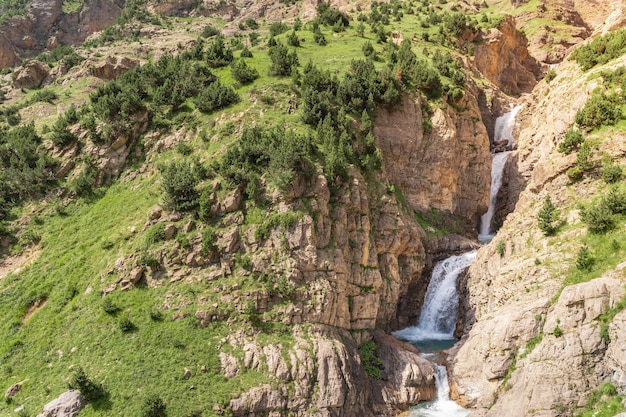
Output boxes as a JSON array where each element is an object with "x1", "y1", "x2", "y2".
[
  {"x1": 474, "y1": 15, "x2": 542, "y2": 95},
  {"x1": 224, "y1": 326, "x2": 435, "y2": 416},
  {"x1": 374, "y1": 88, "x2": 492, "y2": 230},
  {"x1": 448, "y1": 27, "x2": 626, "y2": 416},
  {"x1": 0, "y1": 0, "x2": 123, "y2": 68},
  {"x1": 89, "y1": 55, "x2": 139, "y2": 80},
  {"x1": 13, "y1": 61, "x2": 49, "y2": 88}
]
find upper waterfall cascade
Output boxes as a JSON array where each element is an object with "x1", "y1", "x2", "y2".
[{"x1": 478, "y1": 105, "x2": 523, "y2": 241}]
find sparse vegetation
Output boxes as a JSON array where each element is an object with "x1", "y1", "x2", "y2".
[{"x1": 358, "y1": 341, "x2": 383, "y2": 380}]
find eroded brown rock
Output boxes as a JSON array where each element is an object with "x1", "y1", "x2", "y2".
[
  {"x1": 13, "y1": 60, "x2": 49, "y2": 88},
  {"x1": 474, "y1": 15, "x2": 541, "y2": 95}
]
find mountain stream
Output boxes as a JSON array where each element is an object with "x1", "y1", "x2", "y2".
[{"x1": 392, "y1": 105, "x2": 523, "y2": 415}]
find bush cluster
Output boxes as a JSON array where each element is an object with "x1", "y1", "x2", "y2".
[
  {"x1": 36, "y1": 45, "x2": 84, "y2": 69},
  {"x1": 581, "y1": 186, "x2": 626, "y2": 233},
  {"x1": 68, "y1": 367, "x2": 106, "y2": 403},
  {"x1": 574, "y1": 93, "x2": 622, "y2": 131},
  {"x1": 268, "y1": 42, "x2": 299, "y2": 76},
  {"x1": 571, "y1": 28, "x2": 626, "y2": 71},
  {"x1": 230, "y1": 59, "x2": 259, "y2": 84},
  {"x1": 0, "y1": 123, "x2": 57, "y2": 210},
  {"x1": 557, "y1": 128, "x2": 584, "y2": 155},
  {"x1": 220, "y1": 125, "x2": 313, "y2": 195},
  {"x1": 159, "y1": 160, "x2": 201, "y2": 211},
  {"x1": 358, "y1": 341, "x2": 383, "y2": 380}
]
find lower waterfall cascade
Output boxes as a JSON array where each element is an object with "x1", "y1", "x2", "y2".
[{"x1": 393, "y1": 251, "x2": 476, "y2": 416}]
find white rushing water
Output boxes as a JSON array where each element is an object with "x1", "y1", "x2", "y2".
[
  {"x1": 412, "y1": 358, "x2": 471, "y2": 417},
  {"x1": 393, "y1": 251, "x2": 477, "y2": 417},
  {"x1": 393, "y1": 250, "x2": 477, "y2": 346},
  {"x1": 493, "y1": 105, "x2": 522, "y2": 147},
  {"x1": 478, "y1": 105, "x2": 523, "y2": 241},
  {"x1": 478, "y1": 151, "x2": 511, "y2": 239}
]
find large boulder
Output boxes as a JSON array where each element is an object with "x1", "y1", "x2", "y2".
[
  {"x1": 90, "y1": 55, "x2": 139, "y2": 80},
  {"x1": 36, "y1": 390, "x2": 86, "y2": 417},
  {"x1": 13, "y1": 60, "x2": 49, "y2": 88}
]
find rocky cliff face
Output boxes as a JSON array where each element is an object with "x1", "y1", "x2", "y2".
[
  {"x1": 0, "y1": 0, "x2": 123, "y2": 67},
  {"x1": 473, "y1": 15, "x2": 542, "y2": 95},
  {"x1": 374, "y1": 87, "x2": 492, "y2": 228},
  {"x1": 207, "y1": 87, "x2": 494, "y2": 413}
]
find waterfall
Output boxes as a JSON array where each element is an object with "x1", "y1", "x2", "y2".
[
  {"x1": 493, "y1": 105, "x2": 522, "y2": 147},
  {"x1": 478, "y1": 105, "x2": 523, "y2": 241},
  {"x1": 393, "y1": 251, "x2": 477, "y2": 348},
  {"x1": 478, "y1": 151, "x2": 511, "y2": 239},
  {"x1": 412, "y1": 358, "x2": 470, "y2": 417},
  {"x1": 392, "y1": 251, "x2": 476, "y2": 416}
]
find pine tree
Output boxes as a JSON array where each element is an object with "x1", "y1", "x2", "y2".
[{"x1": 538, "y1": 195, "x2": 558, "y2": 236}]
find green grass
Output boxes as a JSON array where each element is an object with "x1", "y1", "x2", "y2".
[
  {"x1": 576, "y1": 383, "x2": 626, "y2": 417},
  {"x1": 0, "y1": 176, "x2": 275, "y2": 416}
]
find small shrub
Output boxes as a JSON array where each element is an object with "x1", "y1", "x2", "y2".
[
  {"x1": 276, "y1": 275, "x2": 295, "y2": 299},
  {"x1": 575, "y1": 94, "x2": 622, "y2": 130},
  {"x1": 358, "y1": 341, "x2": 382, "y2": 380},
  {"x1": 496, "y1": 241, "x2": 505, "y2": 256},
  {"x1": 102, "y1": 298, "x2": 120, "y2": 315},
  {"x1": 201, "y1": 24, "x2": 220, "y2": 38},
  {"x1": 287, "y1": 30, "x2": 300, "y2": 47},
  {"x1": 141, "y1": 394, "x2": 167, "y2": 417},
  {"x1": 138, "y1": 251, "x2": 160, "y2": 270},
  {"x1": 576, "y1": 141, "x2": 595, "y2": 171},
  {"x1": 245, "y1": 18, "x2": 259, "y2": 30},
  {"x1": 538, "y1": 195, "x2": 558, "y2": 236},
  {"x1": 68, "y1": 367, "x2": 104, "y2": 402},
  {"x1": 575, "y1": 245, "x2": 594, "y2": 271},
  {"x1": 314, "y1": 28, "x2": 327, "y2": 46},
  {"x1": 193, "y1": 81, "x2": 240, "y2": 113},
  {"x1": 557, "y1": 128, "x2": 583, "y2": 155},
  {"x1": 603, "y1": 186, "x2": 626, "y2": 214},
  {"x1": 149, "y1": 309, "x2": 164, "y2": 321},
  {"x1": 144, "y1": 223, "x2": 166, "y2": 246},
  {"x1": 581, "y1": 202, "x2": 615, "y2": 234},
  {"x1": 118, "y1": 316, "x2": 136, "y2": 333},
  {"x1": 240, "y1": 46, "x2": 253, "y2": 58},
  {"x1": 553, "y1": 325, "x2": 563, "y2": 337},
  {"x1": 159, "y1": 160, "x2": 200, "y2": 211},
  {"x1": 268, "y1": 42, "x2": 299, "y2": 76},
  {"x1": 544, "y1": 69, "x2": 556, "y2": 83},
  {"x1": 176, "y1": 142, "x2": 193, "y2": 155},
  {"x1": 269, "y1": 21, "x2": 289, "y2": 36},
  {"x1": 231, "y1": 59, "x2": 259, "y2": 84},
  {"x1": 201, "y1": 227, "x2": 218, "y2": 255},
  {"x1": 599, "y1": 163, "x2": 623, "y2": 183},
  {"x1": 567, "y1": 165, "x2": 584, "y2": 182}
]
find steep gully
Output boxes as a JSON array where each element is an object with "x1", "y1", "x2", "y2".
[{"x1": 393, "y1": 107, "x2": 522, "y2": 415}]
